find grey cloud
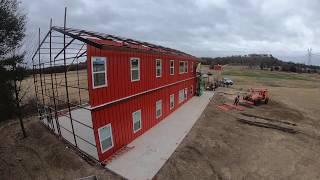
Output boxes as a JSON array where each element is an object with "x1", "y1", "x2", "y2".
[{"x1": 21, "y1": 0, "x2": 320, "y2": 65}]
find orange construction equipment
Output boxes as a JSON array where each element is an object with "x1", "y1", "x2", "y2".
[{"x1": 243, "y1": 88, "x2": 269, "y2": 105}]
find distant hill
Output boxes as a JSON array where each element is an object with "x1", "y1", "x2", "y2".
[{"x1": 200, "y1": 54, "x2": 320, "y2": 73}]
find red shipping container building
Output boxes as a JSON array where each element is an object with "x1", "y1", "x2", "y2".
[{"x1": 33, "y1": 26, "x2": 198, "y2": 161}]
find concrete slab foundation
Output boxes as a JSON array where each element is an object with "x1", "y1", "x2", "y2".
[{"x1": 106, "y1": 91, "x2": 214, "y2": 180}]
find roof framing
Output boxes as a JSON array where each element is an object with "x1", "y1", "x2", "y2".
[{"x1": 33, "y1": 26, "x2": 195, "y2": 59}]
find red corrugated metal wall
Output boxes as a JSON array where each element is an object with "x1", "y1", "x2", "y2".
[
  {"x1": 86, "y1": 42, "x2": 198, "y2": 161},
  {"x1": 92, "y1": 79, "x2": 196, "y2": 161},
  {"x1": 87, "y1": 44, "x2": 197, "y2": 107}
]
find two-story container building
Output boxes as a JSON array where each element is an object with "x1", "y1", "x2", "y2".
[{"x1": 33, "y1": 26, "x2": 198, "y2": 162}]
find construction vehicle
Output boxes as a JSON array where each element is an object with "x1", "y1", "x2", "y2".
[{"x1": 243, "y1": 88, "x2": 269, "y2": 105}]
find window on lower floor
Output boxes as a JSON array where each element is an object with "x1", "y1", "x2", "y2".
[
  {"x1": 98, "y1": 124, "x2": 113, "y2": 153},
  {"x1": 179, "y1": 89, "x2": 184, "y2": 103},
  {"x1": 190, "y1": 86, "x2": 193, "y2": 95},
  {"x1": 170, "y1": 94, "x2": 175, "y2": 110},
  {"x1": 156, "y1": 100, "x2": 162, "y2": 118},
  {"x1": 184, "y1": 88, "x2": 188, "y2": 99},
  {"x1": 132, "y1": 110, "x2": 142, "y2": 133}
]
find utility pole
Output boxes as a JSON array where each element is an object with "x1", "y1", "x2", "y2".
[{"x1": 307, "y1": 48, "x2": 312, "y2": 65}]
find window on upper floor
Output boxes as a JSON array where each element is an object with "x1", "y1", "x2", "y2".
[
  {"x1": 179, "y1": 61, "x2": 190, "y2": 74},
  {"x1": 156, "y1": 59, "x2": 162, "y2": 77},
  {"x1": 184, "y1": 61, "x2": 188, "y2": 73},
  {"x1": 130, "y1": 58, "x2": 140, "y2": 82},
  {"x1": 170, "y1": 60, "x2": 175, "y2": 75},
  {"x1": 179, "y1": 61, "x2": 184, "y2": 74},
  {"x1": 156, "y1": 100, "x2": 162, "y2": 118},
  {"x1": 92, "y1": 56, "x2": 107, "y2": 88},
  {"x1": 98, "y1": 123, "x2": 113, "y2": 153},
  {"x1": 132, "y1": 109, "x2": 142, "y2": 133}
]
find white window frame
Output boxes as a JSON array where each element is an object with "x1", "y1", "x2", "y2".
[
  {"x1": 130, "y1": 57, "x2": 140, "y2": 82},
  {"x1": 185, "y1": 61, "x2": 188, "y2": 73},
  {"x1": 170, "y1": 94, "x2": 175, "y2": 110},
  {"x1": 170, "y1": 60, "x2": 175, "y2": 75},
  {"x1": 132, "y1": 109, "x2": 142, "y2": 133},
  {"x1": 179, "y1": 61, "x2": 185, "y2": 74},
  {"x1": 156, "y1": 59, "x2": 162, "y2": 78},
  {"x1": 156, "y1": 100, "x2": 162, "y2": 118},
  {"x1": 179, "y1": 89, "x2": 184, "y2": 103},
  {"x1": 98, "y1": 123, "x2": 114, "y2": 153},
  {"x1": 91, "y1": 56, "x2": 107, "y2": 89}
]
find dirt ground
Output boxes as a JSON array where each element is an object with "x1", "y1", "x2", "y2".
[
  {"x1": 0, "y1": 117, "x2": 122, "y2": 180},
  {"x1": 155, "y1": 66, "x2": 320, "y2": 180},
  {"x1": 2, "y1": 65, "x2": 320, "y2": 180}
]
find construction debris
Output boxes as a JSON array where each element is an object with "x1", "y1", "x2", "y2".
[
  {"x1": 217, "y1": 103, "x2": 245, "y2": 111},
  {"x1": 237, "y1": 114, "x2": 298, "y2": 134},
  {"x1": 241, "y1": 113, "x2": 297, "y2": 126},
  {"x1": 76, "y1": 175, "x2": 98, "y2": 180}
]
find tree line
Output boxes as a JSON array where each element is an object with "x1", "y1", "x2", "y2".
[{"x1": 200, "y1": 55, "x2": 320, "y2": 73}]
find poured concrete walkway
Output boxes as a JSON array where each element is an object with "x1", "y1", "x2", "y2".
[{"x1": 106, "y1": 91, "x2": 214, "y2": 180}]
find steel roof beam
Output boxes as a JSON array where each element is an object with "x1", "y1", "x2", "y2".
[
  {"x1": 53, "y1": 37, "x2": 77, "y2": 59},
  {"x1": 51, "y1": 26, "x2": 103, "y2": 49}
]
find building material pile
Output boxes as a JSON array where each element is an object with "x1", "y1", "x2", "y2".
[
  {"x1": 237, "y1": 113, "x2": 298, "y2": 134},
  {"x1": 217, "y1": 103, "x2": 245, "y2": 111}
]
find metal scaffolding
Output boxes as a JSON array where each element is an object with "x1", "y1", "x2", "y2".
[
  {"x1": 32, "y1": 9, "x2": 93, "y2": 160},
  {"x1": 32, "y1": 8, "x2": 195, "y2": 161}
]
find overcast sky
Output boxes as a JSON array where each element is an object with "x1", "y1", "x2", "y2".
[{"x1": 21, "y1": 0, "x2": 320, "y2": 65}]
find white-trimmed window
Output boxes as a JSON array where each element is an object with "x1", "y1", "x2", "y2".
[
  {"x1": 98, "y1": 124, "x2": 114, "y2": 153},
  {"x1": 184, "y1": 88, "x2": 188, "y2": 99},
  {"x1": 170, "y1": 60, "x2": 174, "y2": 75},
  {"x1": 170, "y1": 94, "x2": 175, "y2": 110},
  {"x1": 92, "y1": 57, "x2": 107, "y2": 88},
  {"x1": 156, "y1": 100, "x2": 162, "y2": 118},
  {"x1": 179, "y1": 89, "x2": 184, "y2": 103},
  {"x1": 132, "y1": 110, "x2": 142, "y2": 133},
  {"x1": 156, "y1": 59, "x2": 162, "y2": 77},
  {"x1": 184, "y1": 61, "x2": 188, "y2": 73},
  {"x1": 191, "y1": 62, "x2": 194, "y2": 72},
  {"x1": 179, "y1": 61, "x2": 184, "y2": 74},
  {"x1": 130, "y1": 58, "x2": 140, "y2": 82}
]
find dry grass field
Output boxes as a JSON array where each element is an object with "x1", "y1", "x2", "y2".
[
  {"x1": 1, "y1": 65, "x2": 320, "y2": 179},
  {"x1": 155, "y1": 65, "x2": 320, "y2": 179},
  {"x1": 21, "y1": 70, "x2": 89, "y2": 106}
]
